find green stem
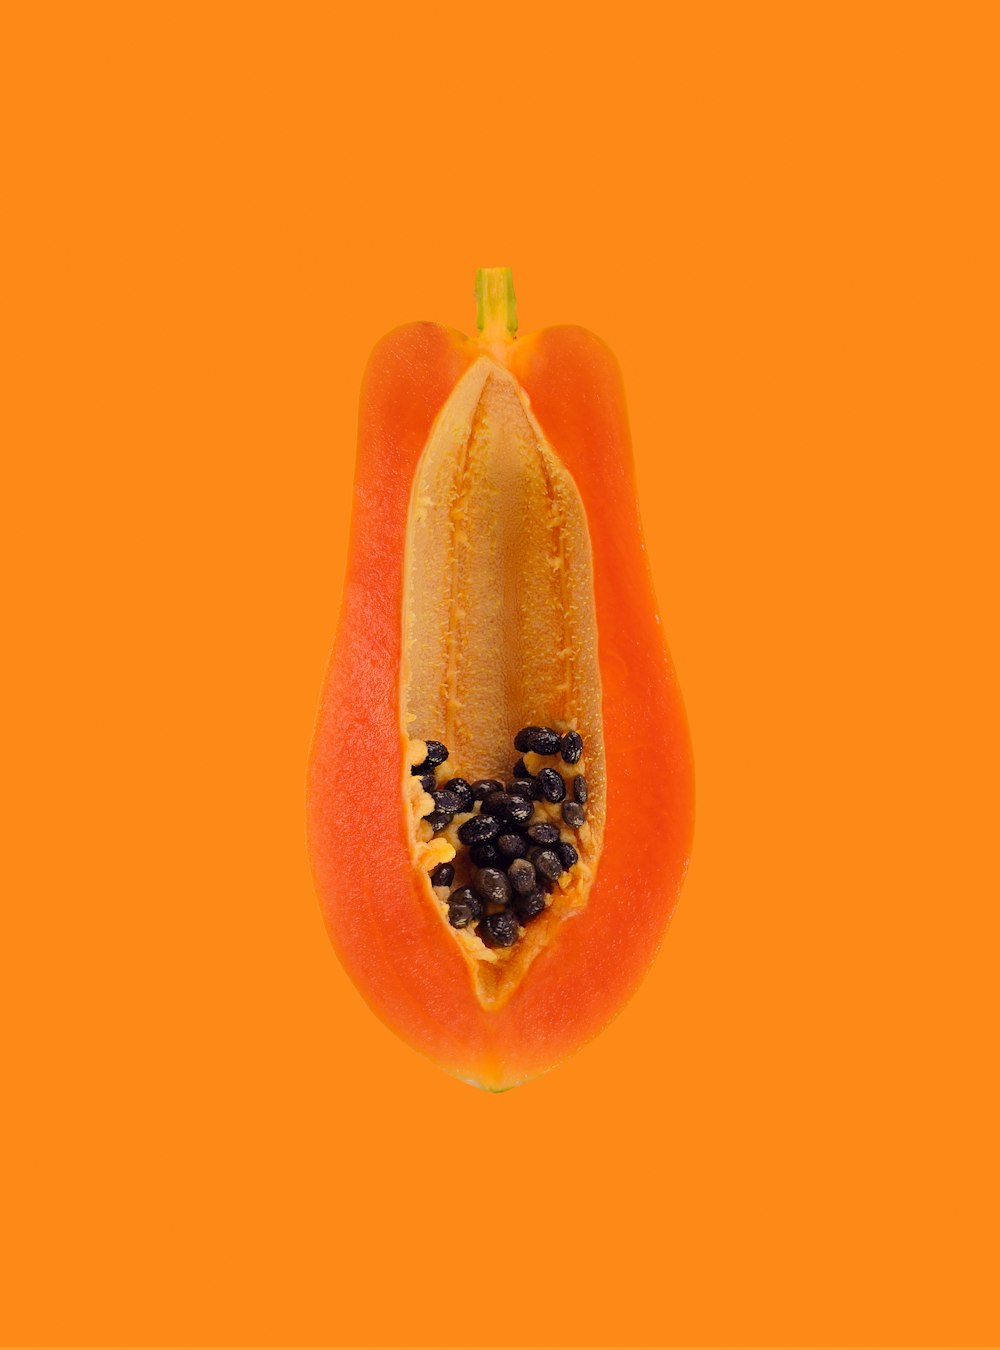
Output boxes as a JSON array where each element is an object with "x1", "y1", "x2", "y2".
[{"x1": 475, "y1": 267, "x2": 517, "y2": 339}]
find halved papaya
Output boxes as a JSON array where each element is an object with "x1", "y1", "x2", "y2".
[{"x1": 307, "y1": 269, "x2": 693, "y2": 1089}]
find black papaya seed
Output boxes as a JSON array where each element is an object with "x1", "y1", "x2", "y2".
[
  {"x1": 556, "y1": 841, "x2": 579, "y2": 870},
  {"x1": 562, "y1": 801, "x2": 585, "y2": 830},
  {"x1": 527, "y1": 821, "x2": 560, "y2": 846},
  {"x1": 531, "y1": 848, "x2": 563, "y2": 882},
  {"x1": 448, "y1": 886, "x2": 483, "y2": 928},
  {"x1": 431, "y1": 789, "x2": 462, "y2": 815},
  {"x1": 513, "y1": 888, "x2": 547, "y2": 922},
  {"x1": 560, "y1": 730, "x2": 584, "y2": 763},
  {"x1": 479, "y1": 910, "x2": 519, "y2": 947},
  {"x1": 469, "y1": 841, "x2": 500, "y2": 868},
  {"x1": 475, "y1": 868, "x2": 512, "y2": 906},
  {"x1": 514, "y1": 726, "x2": 543, "y2": 752},
  {"x1": 458, "y1": 815, "x2": 500, "y2": 845},
  {"x1": 536, "y1": 767, "x2": 566, "y2": 803},
  {"x1": 412, "y1": 739, "x2": 448, "y2": 775},
  {"x1": 442, "y1": 777, "x2": 474, "y2": 812},
  {"x1": 504, "y1": 795, "x2": 533, "y2": 825},
  {"x1": 507, "y1": 858, "x2": 537, "y2": 895},
  {"x1": 527, "y1": 727, "x2": 561, "y2": 755},
  {"x1": 497, "y1": 832, "x2": 528, "y2": 860}
]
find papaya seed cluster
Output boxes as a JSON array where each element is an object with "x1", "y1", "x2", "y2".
[{"x1": 411, "y1": 725, "x2": 589, "y2": 948}]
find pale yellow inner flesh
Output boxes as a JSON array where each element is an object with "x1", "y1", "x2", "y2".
[{"x1": 400, "y1": 356, "x2": 605, "y2": 1010}]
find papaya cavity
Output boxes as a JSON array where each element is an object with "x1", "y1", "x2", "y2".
[{"x1": 400, "y1": 354, "x2": 605, "y2": 1009}]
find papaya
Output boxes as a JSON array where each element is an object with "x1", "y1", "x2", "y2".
[{"x1": 307, "y1": 269, "x2": 693, "y2": 1089}]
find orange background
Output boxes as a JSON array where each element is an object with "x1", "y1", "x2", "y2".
[{"x1": 2, "y1": 3, "x2": 998, "y2": 1346}]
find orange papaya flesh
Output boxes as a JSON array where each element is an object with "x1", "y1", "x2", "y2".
[{"x1": 307, "y1": 270, "x2": 693, "y2": 1090}]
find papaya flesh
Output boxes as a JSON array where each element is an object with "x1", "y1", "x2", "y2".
[{"x1": 307, "y1": 270, "x2": 693, "y2": 1089}]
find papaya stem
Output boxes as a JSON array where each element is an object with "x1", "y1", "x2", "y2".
[{"x1": 475, "y1": 267, "x2": 517, "y2": 341}]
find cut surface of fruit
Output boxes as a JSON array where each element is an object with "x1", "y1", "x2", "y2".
[{"x1": 401, "y1": 357, "x2": 604, "y2": 1007}]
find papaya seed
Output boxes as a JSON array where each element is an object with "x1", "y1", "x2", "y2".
[
  {"x1": 536, "y1": 767, "x2": 566, "y2": 803},
  {"x1": 561, "y1": 730, "x2": 583, "y2": 764},
  {"x1": 470, "y1": 841, "x2": 500, "y2": 868},
  {"x1": 481, "y1": 789, "x2": 513, "y2": 817},
  {"x1": 526, "y1": 727, "x2": 561, "y2": 756},
  {"x1": 442, "y1": 777, "x2": 474, "y2": 812},
  {"x1": 556, "y1": 842, "x2": 579, "y2": 871},
  {"x1": 448, "y1": 886, "x2": 484, "y2": 929},
  {"x1": 458, "y1": 814, "x2": 501, "y2": 845},
  {"x1": 497, "y1": 832, "x2": 528, "y2": 860},
  {"x1": 507, "y1": 858, "x2": 537, "y2": 896},
  {"x1": 513, "y1": 726, "x2": 543, "y2": 753},
  {"x1": 505, "y1": 795, "x2": 533, "y2": 825},
  {"x1": 478, "y1": 910, "x2": 519, "y2": 948},
  {"x1": 475, "y1": 868, "x2": 512, "y2": 906},
  {"x1": 530, "y1": 848, "x2": 563, "y2": 882},
  {"x1": 431, "y1": 789, "x2": 462, "y2": 815},
  {"x1": 526, "y1": 821, "x2": 560, "y2": 846},
  {"x1": 561, "y1": 801, "x2": 586, "y2": 830},
  {"x1": 412, "y1": 740, "x2": 448, "y2": 775},
  {"x1": 513, "y1": 889, "x2": 547, "y2": 923}
]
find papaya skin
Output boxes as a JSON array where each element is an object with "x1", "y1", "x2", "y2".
[{"x1": 307, "y1": 278, "x2": 693, "y2": 1090}]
